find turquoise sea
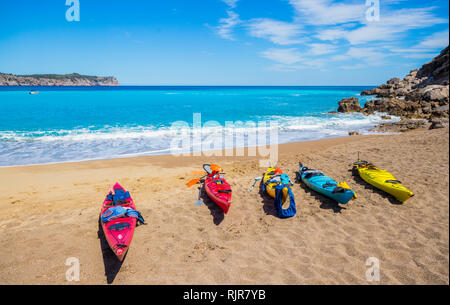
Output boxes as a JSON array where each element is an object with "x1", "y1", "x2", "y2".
[{"x1": 0, "y1": 86, "x2": 392, "y2": 166}]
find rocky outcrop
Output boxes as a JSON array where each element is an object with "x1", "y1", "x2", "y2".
[
  {"x1": 370, "y1": 119, "x2": 429, "y2": 133},
  {"x1": 337, "y1": 97, "x2": 362, "y2": 113},
  {"x1": 361, "y1": 46, "x2": 449, "y2": 98},
  {"x1": 0, "y1": 73, "x2": 119, "y2": 86},
  {"x1": 374, "y1": 117, "x2": 449, "y2": 132},
  {"x1": 416, "y1": 46, "x2": 449, "y2": 87},
  {"x1": 338, "y1": 46, "x2": 449, "y2": 132},
  {"x1": 429, "y1": 118, "x2": 449, "y2": 130},
  {"x1": 362, "y1": 98, "x2": 431, "y2": 118},
  {"x1": 359, "y1": 46, "x2": 449, "y2": 119}
]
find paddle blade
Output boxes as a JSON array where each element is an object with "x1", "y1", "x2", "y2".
[
  {"x1": 186, "y1": 178, "x2": 200, "y2": 187},
  {"x1": 191, "y1": 170, "x2": 204, "y2": 175}
]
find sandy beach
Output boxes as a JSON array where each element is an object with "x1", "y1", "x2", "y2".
[{"x1": 0, "y1": 127, "x2": 448, "y2": 285}]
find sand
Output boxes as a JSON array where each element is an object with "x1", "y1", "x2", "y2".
[{"x1": 0, "y1": 128, "x2": 448, "y2": 284}]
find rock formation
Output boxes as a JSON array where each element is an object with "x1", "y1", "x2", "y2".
[
  {"x1": 337, "y1": 97, "x2": 362, "y2": 113},
  {"x1": 0, "y1": 73, "x2": 119, "y2": 86},
  {"x1": 337, "y1": 45, "x2": 449, "y2": 132}
]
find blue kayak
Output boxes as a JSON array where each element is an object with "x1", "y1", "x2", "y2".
[{"x1": 296, "y1": 163, "x2": 356, "y2": 204}]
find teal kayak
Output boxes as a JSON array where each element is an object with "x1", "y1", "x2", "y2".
[{"x1": 296, "y1": 163, "x2": 357, "y2": 204}]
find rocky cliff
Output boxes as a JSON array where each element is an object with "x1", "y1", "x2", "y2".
[
  {"x1": 336, "y1": 46, "x2": 449, "y2": 131},
  {"x1": 0, "y1": 73, "x2": 119, "y2": 86}
]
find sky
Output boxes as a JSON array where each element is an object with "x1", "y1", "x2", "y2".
[{"x1": 0, "y1": 0, "x2": 448, "y2": 85}]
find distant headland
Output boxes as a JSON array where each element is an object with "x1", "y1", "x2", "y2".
[{"x1": 0, "y1": 72, "x2": 119, "y2": 86}]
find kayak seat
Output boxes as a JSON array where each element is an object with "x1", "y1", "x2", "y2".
[
  {"x1": 265, "y1": 176, "x2": 281, "y2": 185},
  {"x1": 217, "y1": 190, "x2": 232, "y2": 193},
  {"x1": 322, "y1": 182, "x2": 338, "y2": 188},
  {"x1": 386, "y1": 180, "x2": 402, "y2": 184},
  {"x1": 109, "y1": 223, "x2": 131, "y2": 231},
  {"x1": 332, "y1": 187, "x2": 348, "y2": 193},
  {"x1": 304, "y1": 172, "x2": 324, "y2": 179}
]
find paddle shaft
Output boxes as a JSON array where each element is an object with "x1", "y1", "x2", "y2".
[
  {"x1": 197, "y1": 186, "x2": 202, "y2": 200},
  {"x1": 249, "y1": 177, "x2": 262, "y2": 192},
  {"x1": 195, "y1": 186, "x2": 203, "y2": 206}
]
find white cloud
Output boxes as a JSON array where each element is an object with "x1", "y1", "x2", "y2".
[
  {"x1": 315, "y1": 29, "x2": 348, "y2": 41},
  {"x1": 216, "y1": 10, "x2": 241, "y2": 40},
  {"x1": 315, "y1": 8, "x2": 447, "y2": 45},
  {"x1": 346, "y1": 47, "x2": 385, "y2": 61},
  {"x1": 330, "y1": 47, "x2": 388, "y2": 66},
  {"x1": 215, "y1": 0, "x2": 447, "y2": 72},
  {"x1": 222, "y1": 0, "x2": 239, "y2": 8},
  {"x1": 307, "y1": 43, "x2": 337, "y2": 55},
  {"x1": 248, "y1": 19, "x2": 303, "y2": 45},
  {"x1": 267, "y1": 64, "x2": 312, "y2": 72},
  {"x1": 289, "y1": 0, "x2": 366, "y2": 25},
  {"x1": 403, "y1": 53, "x2": 440, "y2": 59},
  {"x1": 339, "y1": 63, "x2": 367, "y2": 70},
  {"x1": 261, "y1": 48, "x2": 329, "y2": 71},
  {"x1": 261, "y1": 48, "x2": 304, "y2": 65},
  {"x1": 418, "y1": 29, "x2": 449, "y2": 49},
  {"x1": 387, "y1": 30, "x2": 448, "y2": 60}
]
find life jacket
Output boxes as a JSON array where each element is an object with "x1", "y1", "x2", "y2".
[
  {"x1": 101, "y1": 206, "x2": 145, "y2": 225},
  {"x1": 274, "y1": 183, "x2": 297, "y2": 218},
  {"x1": 106, "y1": 189, "x2": 132, "y2": 206},
  {"x1": 263, "y1": 173, "x2": 287, "y2": 190}
]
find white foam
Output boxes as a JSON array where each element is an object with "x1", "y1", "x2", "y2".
[{"x1": 0, "y1": 112, "x2": 399, "y2": 166}]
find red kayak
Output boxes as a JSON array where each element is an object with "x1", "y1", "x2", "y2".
[
  {"x1": 203, "y1": 164, "x2": 232, "y2": 214},
  {"x1": 100, "y1": 183, "x2": 137, "y2": 261}
]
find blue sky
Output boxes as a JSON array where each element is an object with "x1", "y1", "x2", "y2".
[{"x1": 0, "y1": 0, "x2": 448, "y2": 85}]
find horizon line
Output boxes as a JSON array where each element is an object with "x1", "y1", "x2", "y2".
[{"x1": 0, "y1": 84, "x2": 377, "y2": 88}]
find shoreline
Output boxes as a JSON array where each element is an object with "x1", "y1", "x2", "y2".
[
  {"x1": 0, "y1": 133, "x2": 387, "y2": 169},
  {"x1": 0, "y1": 134, "x2": 377, "y2": 169},
  {"x1": 0, "y1": 109, "x2": 400, "y2": 168},
  {"x1": 1, "y1": 127, "x2": 448, "y2": 284}
]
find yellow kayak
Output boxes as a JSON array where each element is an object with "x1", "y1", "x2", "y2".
[
  {"x1": 354, "y1": 160, "x2": 414, "y2": 202},
  {"x1": 263, "y1": 167, "x2": 289, "y2": 202}
]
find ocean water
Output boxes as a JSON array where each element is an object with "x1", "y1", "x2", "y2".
[{"x1": 0, "y1": 86, "x2": 394, "y2": 166}]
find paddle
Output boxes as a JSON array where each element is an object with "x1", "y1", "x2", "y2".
[
  {"x1": 249, "y1": 177, "x2": 262, "y2": 192},
  {"x1": 186, "y1": 175, "x2": 206, "y2": 188},
  {"x1": 195, "y1": 186, "x2": 203, "y2": 206},
  {"x1": 354, "y1": 151, "x2": 368, "y2": 166}
]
